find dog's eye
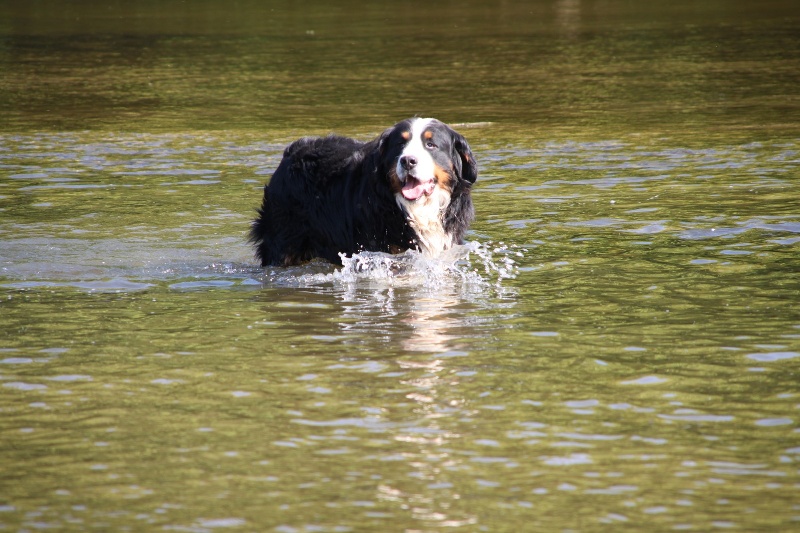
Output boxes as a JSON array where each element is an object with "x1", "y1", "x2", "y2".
[{"x1": 425, "y1": 141, "x2": 436, "y2": 149}]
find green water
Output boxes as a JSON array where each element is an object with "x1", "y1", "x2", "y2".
[{"x1": 1, "y1": 1, "x2": 799, "y2": 531}]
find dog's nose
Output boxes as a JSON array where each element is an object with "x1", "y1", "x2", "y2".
[{"x1": 400, "y1": 155, "x2": 417, "y2": 171}]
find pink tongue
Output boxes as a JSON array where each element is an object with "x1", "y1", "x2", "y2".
[{"x1": 401, "y1": 178, "x2": 434, "y2": 201}]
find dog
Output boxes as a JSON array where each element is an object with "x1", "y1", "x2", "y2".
[{"x1": 249, "y1": 117, "x2": 478, "y2": 266}]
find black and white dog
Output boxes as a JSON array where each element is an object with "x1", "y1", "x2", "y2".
[{"x1": 250, "y1": 117, "x2": 478, "y2": 266}]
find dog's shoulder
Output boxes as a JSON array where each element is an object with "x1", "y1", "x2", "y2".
[
  {"x1": 283, "y1": 135, "x2": 364, "y2": 165},
  {"x1": 279, "y1": 135, "x2": 369, "y2": 188}
]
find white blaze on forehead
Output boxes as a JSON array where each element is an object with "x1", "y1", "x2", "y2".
[{"x1": 396, "y1": 117, "x2": 436, "y2": 181}]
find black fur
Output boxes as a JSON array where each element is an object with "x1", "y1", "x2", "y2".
[{"x1": 249, "y1": 118, "x2": 477, "y2": 266}]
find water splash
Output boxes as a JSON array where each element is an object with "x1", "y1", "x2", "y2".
[
  {"x1": 0, "y1": 235, "x2": 520, "y2": 293},
  {"x1": 290, "y1": 241, "x2": 522, "y2": 290}
]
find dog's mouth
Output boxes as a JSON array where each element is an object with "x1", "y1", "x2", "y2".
[{"x1": 401, "y1": 176, "x2": 435, "y2": 201}]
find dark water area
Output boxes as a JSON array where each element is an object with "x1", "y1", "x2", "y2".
[
  {"x1": 2, "y1": 0, "x2": 799, "y2": 139},
  {"x1": 1, "y1": 1, "x2": 800, "y2": 532}
]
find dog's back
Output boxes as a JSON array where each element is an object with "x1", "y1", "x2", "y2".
[{"x1": 250, "y1": 135, "x2": 413, "y2": 265}]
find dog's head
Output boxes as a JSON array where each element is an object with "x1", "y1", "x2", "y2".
[{"x1": 379, "y1": 118, "x2": 478, "y2": 206}]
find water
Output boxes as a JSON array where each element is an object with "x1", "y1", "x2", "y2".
[{"x1": 2, "y1": 1, "x2": 800, "y2": 531}]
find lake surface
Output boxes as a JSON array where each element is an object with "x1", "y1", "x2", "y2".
[{"x1": 1, "y1": 1, "x2": 799, "y2": 531}]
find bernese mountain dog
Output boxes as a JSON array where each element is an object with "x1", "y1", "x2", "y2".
[{"x1": 250, "y1": 117, "x2": 478, "y2": 266}]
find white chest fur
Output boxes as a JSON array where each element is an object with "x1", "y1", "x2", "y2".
[{"x1": 396, "y1": 186, "x2": 453, "y2": 256}]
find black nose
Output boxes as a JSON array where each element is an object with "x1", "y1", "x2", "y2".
[{"x1": 400, "y1": 155, "x2": 417, "y2": 171}]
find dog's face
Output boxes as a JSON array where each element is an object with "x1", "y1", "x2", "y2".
[{"x1": 382, "y1": 118, "x2": 477, "y2": 205}]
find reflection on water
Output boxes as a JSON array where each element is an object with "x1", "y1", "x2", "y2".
[
  {"x1": 2, "y1": 129, "x2": 798, "y2": 531},
  {"x1": 2, "y1": 0, "x2": 800, "y2": 531}
]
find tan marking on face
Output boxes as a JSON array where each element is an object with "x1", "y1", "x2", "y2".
[
  {"x1": 433, "y1": 163, "x2": 454, "y2": 191},
  {"x1": 401, "y1": 131, "x2": 411, "y2": 141},
  {"x1": 424, "y1": 131, "x2": 433, "y2": 140},
  {"x1": 387, "y1": 167, "x2": 403, "y2": 195}
]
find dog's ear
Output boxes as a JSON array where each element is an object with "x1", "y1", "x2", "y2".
[
  {"x1": 453, "y1": 132, "x2": 478, "y2": 184},
  {"x1": 377, "y1": 126, "x2": 395, "y2": 156},
  {"x1": 363, "y1": 126, "x2": 395, "y2": 175}
]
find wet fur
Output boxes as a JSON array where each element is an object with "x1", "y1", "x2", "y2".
[{"x1": 249, "y1": 118, "x2": 477, "y2": 266}]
